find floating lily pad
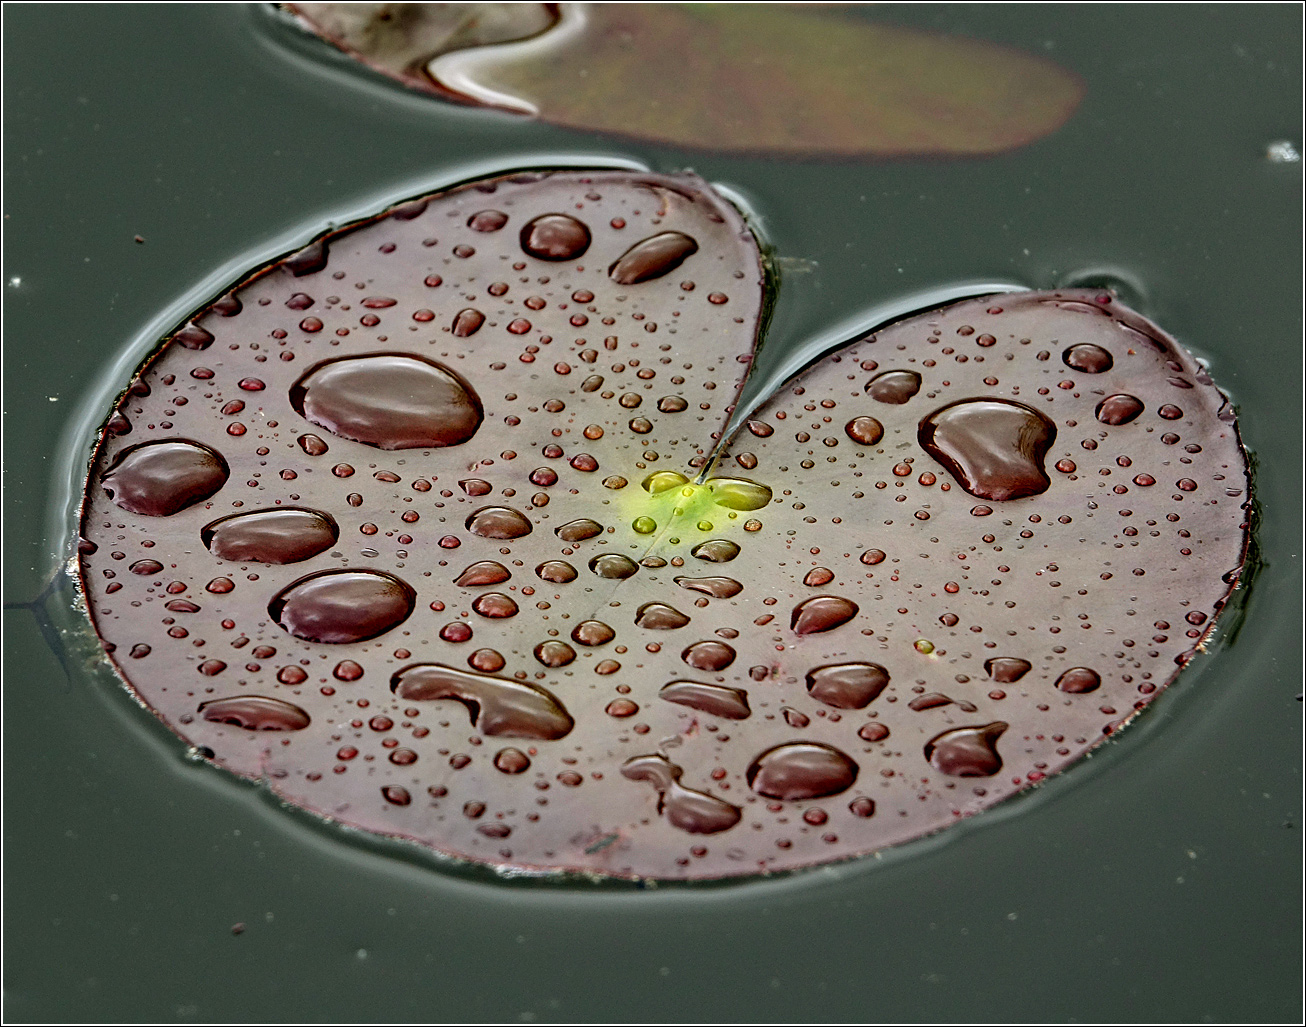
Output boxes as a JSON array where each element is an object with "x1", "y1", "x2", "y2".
[
  {"x1": 78, "y1": 171, "x2": 1249, "y2": 880},
  {"x1": 286, "y1": 3, "x2": 1084, "y2": 158}
]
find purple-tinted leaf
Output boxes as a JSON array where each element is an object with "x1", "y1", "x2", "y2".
[
  {"x1": 78, "y1": 172, "x2": 1248, "y2": 880},
  {"x1": 288, "y1": 4, "x2": 1084, "y2": 158}
]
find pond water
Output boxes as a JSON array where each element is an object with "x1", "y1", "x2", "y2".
[{"x1": 4, "y1": 4, "x2": 1300, "y2": 1021}]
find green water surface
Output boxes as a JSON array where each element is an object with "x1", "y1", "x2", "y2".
[{"x1": 4, "y1": 5, "x2": 1301, "y2": 1022}]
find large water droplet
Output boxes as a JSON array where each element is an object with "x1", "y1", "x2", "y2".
[
  {"x1": 1096, "y1": 394, "x2": 1145, "y2": 426},
  {"x1": 454, "y1": 561, "x2": 512, "y2": 586},
  {"x1": 805, "y1": 663, "x2": 889, "y2": 709},
  {"x1": 635, "y1": 602, "x2": 691, "y2": 629},
  {"x1": 642, "y1": 470, "x2": 689, "y2": 494},
  {"x1": 1055, "y1": 667, "x2": 1101, "y2": 693},
  {"x1": 984, "y1": 657, "x2": 1031, "y2": 683},
  {"x1": 452, "y1": 308, "x2": 486, "y2": 337},
  {"x1": 101, "y1": 440, "x2": 229, "y2": 516},
  {"x1": 681, "y1": 640, "x2": 736, "y2": 671},
  {"x1": 289, "y1": 353, "x2": 482, "y2": 449},
  {"x1": 533, "y1": 640, "x2": 576, "y2": 667},
  {"x1": 1063, "y1": 343, "x2": 1113, "y2": 373},
  {"x1": 609, "y1": 231, "x2": 699, "y2": 284},
  {"x1": 391, "y1": 663, "x2": 573, "y2": 739},
  {"x1": 691, "y1": 539, "x2": 740, "y2": 563},
  {"x1": 747, "y1": 742, "x2": 858, "y2": 800},
  {"x1": 536, "y1": 560, "x2": 577, "y2": 583},
  {"x1": 790, "y1": 595, "x2": 858, "y2": 635},
  {"x1": 845, "y1": 416, "x2": 884, "y2": 445},
  {"x1": 924, "y1": 722, "x2": 1007, "y2": 776},
  {"x1": 866, "y1": 369, "x2": 921, "y2": 403},
  {"x1": 622, "y1": 754, "x2": 742, "y2": 835},
  {"x1": 556, "y1": 518, "x2": 604, "y2": 541},
  {"x1": 199, "y1": 695, "x2": 310, "y2": 731},
  {"x1": 471, "y1": 592, "x2": 519, "y2": 618},
  {"x1": 201, "y1": 507, "x2": 338, "y2": 564},
  {"x1": 590, "y1": 554, "x2": 639, "y2": 579},
  {"x1": 269, "y1": 570, "x2": 416, "y2": 643},
  {"x1": 658, "y1": 680, "x2": 751, "y2": 719},
  {"x1": 675, "y1": 575, "x2": 743, "y2": 598},
  {"x1": 571, "y1": 620, "x2": 615, "y2": 646},
  {"x1": 520, "y1": 213, "x2": 591, "y2": 261},
  {"x1": 466, "y1": 506, "x2": 532, "y2": 539},
  {"x1": 706, "y1": 476, "x2": 772, "y2": 510},
  {"x1": 919, "y1": 399, "x2": 1056, "y2": 501}
]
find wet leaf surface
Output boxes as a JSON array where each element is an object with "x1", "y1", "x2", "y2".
[
  {"x1": 79, "y1": 172, "x2": 1249, "y2": 880},
  {"x1": 288, "y1": 3, "x2": 1084, "y2": 158}
]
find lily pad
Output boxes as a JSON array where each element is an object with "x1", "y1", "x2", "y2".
[
  {"x1": 286, "y1": 3, "x2": 1084, "y2": 158},
  {"x1": 78, "y1": 171, "x2": 1249, "y2": 880}
]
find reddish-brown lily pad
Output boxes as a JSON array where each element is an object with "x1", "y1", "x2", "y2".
[
  {"x1": 285, "y1": 3, "x2": 1084, "y2": 159},
  {"x1": 78, "y1": 171, "x2": 1249, "y2": 880}
]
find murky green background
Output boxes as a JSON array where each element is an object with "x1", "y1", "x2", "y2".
[{"x1": 4, "y1": 5, "x2": 1301, "y2": 1021}]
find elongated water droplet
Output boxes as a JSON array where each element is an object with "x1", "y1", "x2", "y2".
[
  {"x1": 289, "y1": 353, "x2": 483, "y2": 449},
  {"x1": 635, "y1": 602, "x2": 691, "y2": 629},
  {"x1": 691, "y1": 539, "x2": 740, "y2": 563},
  {"x1": 866, "y1": 369, "x2": 921, "y2": 403},
  {"x1": 747, "y1": 742, "x2": 858, "y2": 800},
  {"x1": 466, "y1": 506, "x2": 532, "y2": 540},
  {"x1": 269, "y1": 570, "x2": 415, "y2": 644},
  {"x1": 201, "y1": 507, "x2": 338, "y2": 564},
  {"x1": 556, "y1": 518, "x2": 603, "y2": 541},
  {"x1": 984, "y1": 657, "x2": 1031, "y2": 683},
  {"x1": 925, "y1": 722, "x2": 1007, "y2": 776},
  {"x1": 520, "y1": 213, "x2": 591, "y2": 261},
  {"x1": 622, "y1": 753, "x2": 741, "y2": 835},
  {"x1": 675, "y1": 575, "x2": 743, "y2": 598},
  {"x1": 455, "y1": 561, "x2": 512, "y2": 586},
  {"x1": 199, "y1": 695, "x2": 310, "y2": 731},
  {"x1": 659, "y1": 680, "x2": 751, "y2": 719},
  {"x1": 919, "y1": 399, "x2": 1055, "y2": 501},
  {"x1": 102, "y1": 440, "x2": 229, "y2": 517},
  {"x1": 805, "y1": 663, "x2": 889, "y2": 709},
  {"x1": 391, "y1": 663, "x2": 573, "y2": 739},
  {"x1": 791, "y1": 595, "x2": 858, "y2": 635},
  {"x1": 609, "y1": 231, "x2": 698, "y2": 284}
]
